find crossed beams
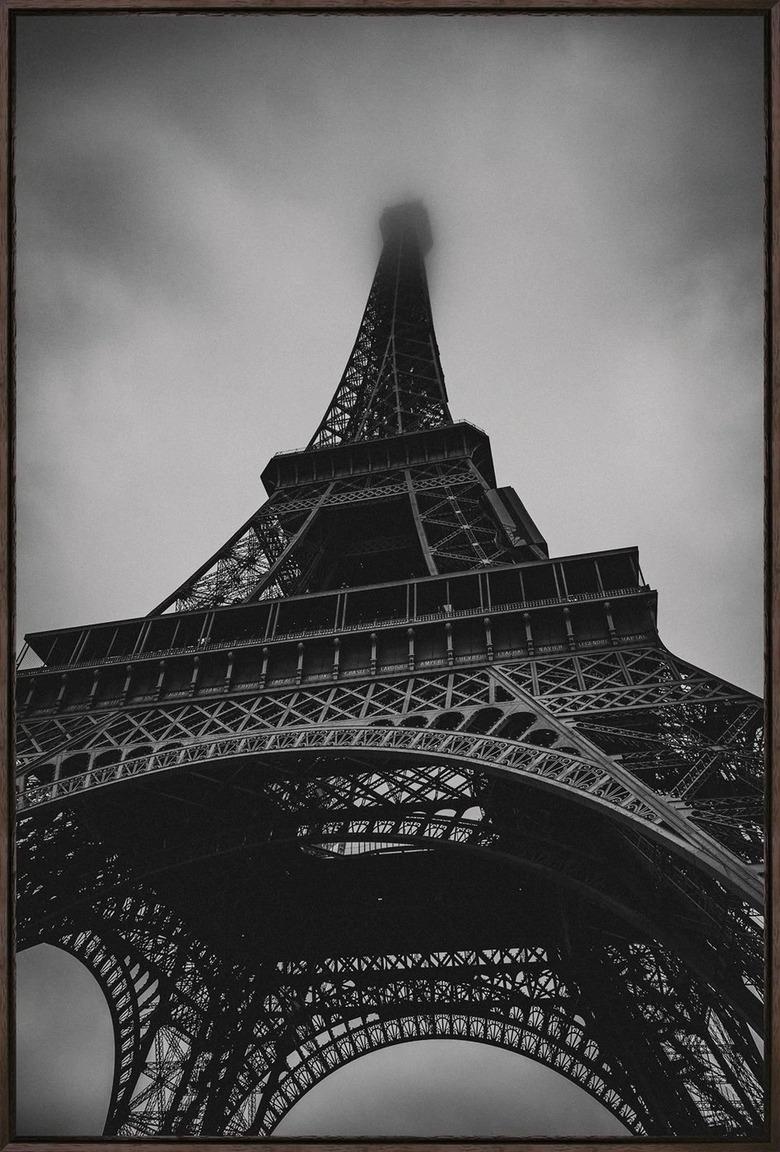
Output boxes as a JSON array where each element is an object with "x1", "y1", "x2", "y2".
[
  {"x1": 18, "y1": 646, "x2": 763, "y2": 863},
  {"x1": 150, "y1": 455, "x2": 520, "y2": 615},
  {"x1": 307, "y1": 232, "x2": 451, "y2": 450},
  {"x1": 150, "y1": 488, "x2": 332, "y2": 615}
]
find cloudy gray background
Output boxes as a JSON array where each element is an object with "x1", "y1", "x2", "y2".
[{"x1": 14, "y1": 11, "x2": 764, "y2": 1138}]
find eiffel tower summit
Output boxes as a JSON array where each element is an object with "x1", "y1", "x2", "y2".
[{"x1": 15, "y1": 201, "x2": 765, "y2": 1138}]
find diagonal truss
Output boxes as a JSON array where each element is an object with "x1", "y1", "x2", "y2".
[
  {"x1": 307, "y1": 203, "x2": 451, "y2": 449},
  {"x1": 149, "y1": 457, "x2": 524, "y2": 614}
]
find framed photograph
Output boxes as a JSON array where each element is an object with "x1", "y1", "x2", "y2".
[{"x1": 2, "y1": 2, "x2": 775, "y2": 1147}]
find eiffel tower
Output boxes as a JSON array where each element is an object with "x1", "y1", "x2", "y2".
[{"x1": 16, "y1": 202, "x2": 765, "y2": 1138}]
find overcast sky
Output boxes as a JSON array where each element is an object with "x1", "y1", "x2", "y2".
[{"x1": 14, "y1": 10, "x2": 764, "y2": 1138}]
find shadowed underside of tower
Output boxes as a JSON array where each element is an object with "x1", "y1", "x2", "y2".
[{"x1": 15, "y1": 203, "x2": 765, "y2": 1138}]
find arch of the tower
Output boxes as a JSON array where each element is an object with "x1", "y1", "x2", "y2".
[
  {"x1": 260, "y1": 1030, "x2": 632, "y2": 1138},
  {"x1": 22, "y1": 891, "x2": 649, "y2": 1137},
  {"x1": 18, "y1": 705, "x2": 763, "y2": 1025},
  {"x1": 28, "y1": 892, "x2": 254, "y2": 1139},
  {"x1": 239, "y1": 976, "x2": 649, "y2": 1137},
  {"x1": 18, "y1": 773, "x2": 762, "y2": 1041},
  {"x1": 17, "y1": 707, "x2": 764, "y2": 1140},
  {"x1": 16, "y1": 648, "x2": 764, "y2": 880},
  {"x1": 35, "y1": 927, "x2": 161, "y2": 1130},
  {"x1": 30, "y1": 892, "x2": 762, "y2": 1140},
  {"x1": 17, "y1": 780, "x2": 763, "y2": 1139},
  {"x1": 18, "y1": 719, "x2": 761, "y2": 909},
  {"x1": 242, "y1": 939, "x2": 763, "y2": 1140}
]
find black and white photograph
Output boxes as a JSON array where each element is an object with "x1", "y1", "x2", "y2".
[{"x1": 12, "y1": 10, "x2": 766, "y2": 1140}]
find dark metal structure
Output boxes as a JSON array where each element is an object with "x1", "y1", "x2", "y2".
[{"x1": 16, "y1": 203, "x2": 765, "y2": 1137}]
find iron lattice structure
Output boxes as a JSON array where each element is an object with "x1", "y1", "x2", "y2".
[{"x1": 16, "y1": 202, "x2": 765, "y2": 1138}]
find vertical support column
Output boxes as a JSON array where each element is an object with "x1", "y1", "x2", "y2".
[
  {"x1": 604, "y1": 600, "x2": 617, "y2": 646},
  {"x1": 170, "y1": 618, "x2": 183, "y2": 650},
  {"x1": 556, "y1": 904, "x2": 704, "y2": 1135},
  {"x1": 155, "y1": 661, "x2": 167, "y2": 701},
  {"x1": 224, "y1": 650, "x2": 234, "y2": 692},
  {"x1": 478, "y1": 571, "x2": 488, "y2": 611},
  {"x1": 370, "y1": 632, "x2": 378, "y2": 675},
  {"x1": 190, "y1": 656, "x2": 201, "y2": 695},
  {"x1": 563, "y1": 607, "x2": 575, "y2": 651},
  {"x1": 71, "y1": 629, "x2": 89, "y2": 664},
  {"x1": 133, "y1": 620, "x2": 152, "y2": 657},
  {"x1": 259, "y1": 647, "x2": 270, "y2": 688},
  {"x1": 120, "y1": 664, "x2": 133, "y2": 704},
  {"x1": 263, "y1": 608, "x2": 275, "y2": 641},
  {"x1": 445, "y1": 621, "x2": 454, "y2": 666},
  {"x1": 407, "y1": 627, "x2": 415, "y2": 671},
  {"x1": 522, "y1": 612, "x2": 535, "y2": 656},
  {"x1": 296, "y1": 643, "x2": 305, "y2": 685},
  {"x1": 332, "y1": 637, "x2": 341, "y2": 680},
  {"x1": 199, "y1": 612, "x2": 215, "y2": 647},
  {"x1": 484, "y1": 616, "x2": 493, "y2": 661}
]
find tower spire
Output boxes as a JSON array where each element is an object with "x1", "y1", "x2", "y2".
[
  {"x1": 144, "y1": 203, "x2": 547, "y2": 613},
  {"x1": 308, "y1": 201, "x2": 452, "y2": 449}
]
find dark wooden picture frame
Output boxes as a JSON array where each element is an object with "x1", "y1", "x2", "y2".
[{"x1": 0, "y1": 1, "x2": 776, "y2": 1149}]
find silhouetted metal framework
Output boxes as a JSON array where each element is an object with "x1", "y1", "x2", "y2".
[{"x1": 16, "y1": 203, "x2": 765, "y2": 1138}]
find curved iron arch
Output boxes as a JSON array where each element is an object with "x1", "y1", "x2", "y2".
[
  {"x1": 18, "y1": 725, "x2": 761, "y2": 907},
  {"x1": 39, "y1": 927, "x2": 161, "y2": 1132},
  {"x1": 236, "y1": 936, "x2": 763, "y2": 1138},
  {"x1": 250, "y1": 1014, "x2": 642, "y2": 1138}
]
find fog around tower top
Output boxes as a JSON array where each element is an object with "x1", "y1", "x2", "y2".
[{"x1": 380, "y1": 199, "x2": 434, "y2": 254}]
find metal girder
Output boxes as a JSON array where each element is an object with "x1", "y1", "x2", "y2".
[{"x1": 150, "y1": 486, "x2": 336, "y2": 616}]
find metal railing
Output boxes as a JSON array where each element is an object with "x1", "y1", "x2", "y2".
[{"x1": 19, "y1": 585, "x2": 650, "y2": 677}]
